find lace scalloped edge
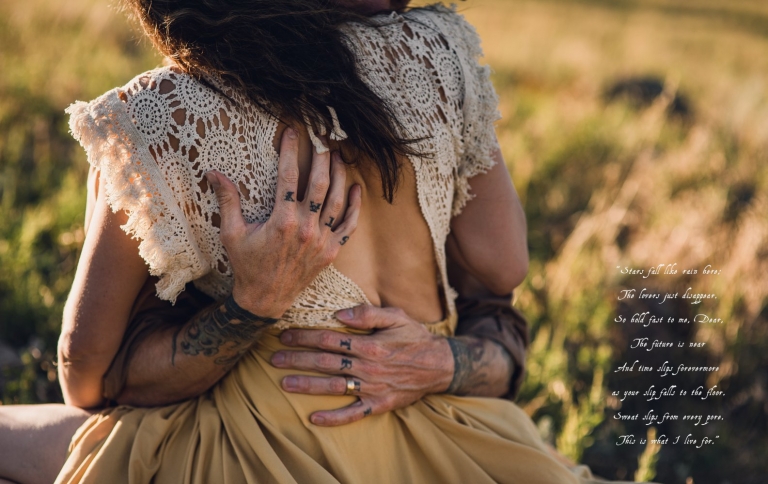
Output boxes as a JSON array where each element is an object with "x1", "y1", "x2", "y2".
[
  {"x1": 444, "y1": 8, "x2": 503, "y2": 216},
  {"x1": 66, "y1": 92, "x2": 207, "y2": 303}
]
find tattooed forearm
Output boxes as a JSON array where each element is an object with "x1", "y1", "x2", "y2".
[
  {"x1": 172, "y1": 295, "x2": 280, "y2": 367},
  {"x1": 446, "y1": 336, "x2": 514, "y2": 396}
]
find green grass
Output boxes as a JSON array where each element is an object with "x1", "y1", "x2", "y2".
[
  {"x1": 456, "y1": 1, "x2": 768, "y2": 481},
  {"x1": 2, "y1": 0, "x2": 767, "y2": 482}
]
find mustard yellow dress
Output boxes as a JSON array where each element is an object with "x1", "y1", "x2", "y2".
[
  {"x1": 58, "y1": 6, "x2": 633, "y2": 483},
  {"x1": 58, "y1": 323, "x2": 614, "y2": 484}
]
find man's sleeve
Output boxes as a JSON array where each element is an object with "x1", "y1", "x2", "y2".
[
  {"x1": 102, "y1": 281, "x2": 214, "y2": 402},
  {"x1": 453, "y1": 293, "x2": 529, "y2": 400}
]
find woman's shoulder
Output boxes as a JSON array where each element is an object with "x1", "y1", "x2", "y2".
[
  {"x1": 347, "y1": 4, "x2": 482, "y2": 55},
  {"x1": 375, "y1": 4, "x2": 484, "y2": 48},
  {"x1": 67, "y1": 66, "x2": 218, "y2": 153},
  {"x1": 406, "y1": 4, "x2": 486, "y2": 60},
  {"x1": 118, "y1": 65, "x2": 239, "y2": 136},
  {"x1": 67, "y1": 62, "x2": 285, "y2": 304},
  {"x1": 364, "y1": 5, "x2": 501, "y2": 217},
  {"x1": 69, "y1": 64, "x2": 235, "y2": 134},
  {"x1": 65, "y1": 65, "x2": 240, "y2": 303}
]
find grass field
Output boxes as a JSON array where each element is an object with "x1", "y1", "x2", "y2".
[{"x1": 2, "y1": 1, "x2": 767, "y2": 482}]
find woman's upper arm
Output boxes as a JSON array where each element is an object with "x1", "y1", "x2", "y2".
[
  {"x1": 83, "y1": 165, "x2": 100, "y2": 234},
  {"x1": 448, "y1": 147, "x2": 529, "y2": 295},
  {"x1": 60, "y1": 174, "x2": 149, "y2": 367}
]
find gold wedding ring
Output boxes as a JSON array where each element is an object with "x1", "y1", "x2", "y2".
[{"x1": 344, "y1": 377, "x2": 357, "y2": 396}]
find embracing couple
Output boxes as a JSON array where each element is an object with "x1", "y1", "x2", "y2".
[{"x1": 0, "y1": 0, "x2": 640, "y2": 483}]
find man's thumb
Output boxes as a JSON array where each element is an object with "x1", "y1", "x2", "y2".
[{"x1": 206, "y1": 170, "x2": 246, "y2": 238}]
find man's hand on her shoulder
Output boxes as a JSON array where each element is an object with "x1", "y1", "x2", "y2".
[
  {"x1": 270, "y1": 305, "x2": 455, "y2": 426},
  {"x1": 207, "y1": 128, "x2": 361, "y2": 319}
]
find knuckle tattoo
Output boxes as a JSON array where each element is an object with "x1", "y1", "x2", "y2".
[
  {"x1": 340, "y1": 357, "x2": 353, "y2": 370},
  {"x1": 309, "y1": 201, "x2": 322, "y2": 212},
  {"x1": 324, "y1": 216, "x2": 335, "y2": 228},
  {"x1": 340, "y1": 338, "x2": 352, "y2": 351},
  {"x1": 339, "y1": 235, "x2": 349, "y2": 246},
  {"x1": 283, "y1": 191, "x2": 295, "y2": 202}
]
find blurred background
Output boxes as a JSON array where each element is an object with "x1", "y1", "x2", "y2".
[{"x1": 1, "y1": 0, "x2": 766, "y2": 482}]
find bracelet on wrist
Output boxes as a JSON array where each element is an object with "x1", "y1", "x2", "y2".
[{"x1": 223, "y1": 294, "x2": 281, "y2": 326}]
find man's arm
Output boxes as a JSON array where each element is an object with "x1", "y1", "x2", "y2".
[
  {"x1": 448, "y1": 257, "x2": 530, "y2": 400},
  {"x1": 268, "y1": 291, "x2": 527, "y2": 426},
  {"x1": 114, "y1": 217, "x2": 528, "y2": 413},
  {"x1": 116, "y1": 296, "x2": 278, "y2": 406},
  {"x1": 115, "y1": 129, "x2": 362, "y2": 406},
  {"x1": 449, "y1": 295, "x2": 528, "y2": 399}
]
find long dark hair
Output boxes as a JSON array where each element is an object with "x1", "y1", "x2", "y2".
[{"x1": 124, "y1": 0, "x2": 423, "y2": 201}]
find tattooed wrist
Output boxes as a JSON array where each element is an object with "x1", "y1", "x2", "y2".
[
  {"x1": 446, "y1": 337, "x2": 474, "y2": 394},
  {"x1": 445, "y1": 337, "x2": 490, "y2": 395},
  {"x1": 172, "y1": 295, "x2": 280, "y2": 366},
  {"x1": 445, "y1": 337, "x2": 515, "y2": 396}
]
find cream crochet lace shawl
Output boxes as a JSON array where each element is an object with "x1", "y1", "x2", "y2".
[{"x1": 66, "y1": 5, "x2": 500, "y2": 330}]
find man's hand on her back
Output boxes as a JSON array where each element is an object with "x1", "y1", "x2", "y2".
[
  {"x1": 271, "y1": 305, "x2": 455, "y2": 426},
  {"x1": 207, "y1": 128, "x2": 361, "y2": 319}
]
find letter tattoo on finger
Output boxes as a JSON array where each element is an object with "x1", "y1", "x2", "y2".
[
  {"x1": 284, "y1": 191, "x2": 295, "y2": 202},
  {"x1": 340, "y1": 339, "x2": 351, "y2": 350},
  {"x1": 363, "y1": 407, "x2": 372, "y2": 417},
  {"x1": 309, "y1": 201, "x2": 322, "y2": 212},
  {"x1": 325, "y1": 216, "x2": 335, "y2": 228},
  {"x1": 340, "y1": 358, "x2": 353, "y2": 370},
  {"x1": 340, "y1": 236, "x2": 349, "y2": 246}
]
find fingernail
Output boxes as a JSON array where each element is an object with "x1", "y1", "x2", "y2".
[
  {"x1": 283, "y1": 376, "x2": 298, "y2": 390},
  {"x1": 312, "y1": 415, "x2": 326, "y2": 425},
  {"x1": 336, "y1": 309, "x2": 354, "y2": 321},
  {"x1": 272, "y1": 353, "x2": 285, "y2": 365},
  {"x1": 286, "y1": 128, "x2": 297, "y2": 140},
  {"x1": 281, "y1": 332, "x2": 294, "y2": 345},
  {"x1": 205, "y1": 171, "x2": 220, "y2": 189}
]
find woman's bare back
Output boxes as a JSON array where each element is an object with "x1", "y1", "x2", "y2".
[{"x1": 280, "y1": 123, "x2": 444, "y2": 324}]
